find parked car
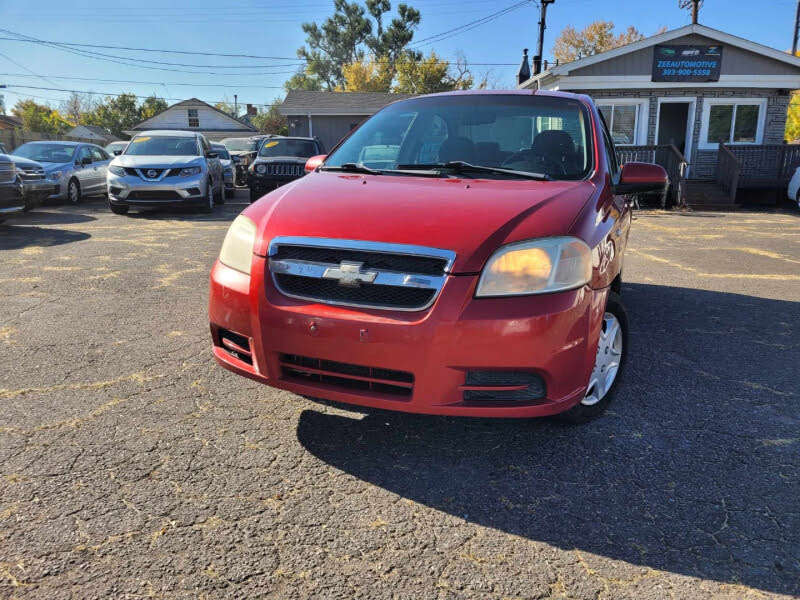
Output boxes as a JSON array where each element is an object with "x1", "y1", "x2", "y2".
[
  {"x1": 11, "y1": 141, "x2": 111, "y2": 204},
  {"x1": 0, "y1": 155, "x2": 25, "y2": 224},
  {"x1": 209, "y1": 90, "x2": 668, "y2": 423},
  {"x1": 247, "y1": 137, "x2": 324, "y2": 203},
  {"x1": 220, "y1": 135, "x2": 274, "y2": 186},
  {"x1": 106, "y1": 130, "x2": 223, "y2": 215},
  {"x1": 211, "y1": 143, "x2": 235, "y2": 200},
  {"x1": 0, "y1": 152, "x2": 53, "y2": 211},
  {"x1": 787, "y1": 166, "x2": 800, "y2": 210},
  {"x1": 105, "y1": 141, "x2": 128, "y2": 156}
]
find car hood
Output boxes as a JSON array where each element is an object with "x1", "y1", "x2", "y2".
[
  {"x1": 2, "y1": 154, "x2": 42, "y2": 169},
  {"x1": 253, "y1": 156, "x2": 308, "y2": 164},
  {"x1": 246, "y1": 171, "x2": 597, "y2": 273},
  {"x1": 112, "y1": 155, "x2": 204, "y2": 168}
]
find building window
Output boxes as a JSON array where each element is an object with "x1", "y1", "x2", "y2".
[
  {"x1": 596, "y1": 100, "x2": 648, "y2": 146},
  {"x1": 188, "y1": 109, "x2": 199, "y2": 128},
  {"x1": 699, "y1": 98, "x2": 766, "y2": 149}
]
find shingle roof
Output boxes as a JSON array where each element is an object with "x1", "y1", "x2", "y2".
[
  {"x1": 280, "y1": 91, "x2": 416, "y2": 116},
  {"x1": 0, "y1": 115, "x2": 23, "y2": 127}
]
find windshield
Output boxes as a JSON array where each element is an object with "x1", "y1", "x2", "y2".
[
  {"x1": 106, "y1": 142, "x2": 127, "y2": 152},
  {"x1": 213, "y1": 147, "x2": 231, "y2": 160},
  {"x1": 259, "y1": 139, "x2": 318, "y2": 158},
  {"x1": 13, "y1": 143, "x2": 77, "y2": 163},
  {"x1": 325, "y1": 95, "x2": 593, "y2": 180},
  {"x1": 222, "y1": 138, "x2": 258, "y2": 152},
  {"x1": 124, "y1": 136, "x2": 199, "y2": 156}
]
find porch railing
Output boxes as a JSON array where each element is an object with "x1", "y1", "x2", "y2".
[
  {"x1": 723, "y1": 143, "x2": 800, "y2": 187},
  {"x1": 715, "y1": 144, "x2": 741, "y2": 204},
  {"x1": 616, "y1": 144, "x2": 688, "y2": 208}
]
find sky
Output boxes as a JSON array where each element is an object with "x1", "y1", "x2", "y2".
[{"x1": 0, "y1": 0, "x2": 798, "y2": 113}]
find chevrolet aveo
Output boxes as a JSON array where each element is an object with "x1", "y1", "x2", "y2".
[{"x1": 209, "y1": 91, "x2": 667, "y2": 423}]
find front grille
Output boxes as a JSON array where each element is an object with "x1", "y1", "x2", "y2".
[
  {"x1": 280, "y1": 354, "x2": 413, "y2": 398},
  {"x1": 276, "y1": 273, "x2": 435, "y2": 308},
  {"x1": 269, "y1": 237, "x2": 455, "y2": 311},
  {"x1": 258, "y1": 162, "x2": 304, "y2": 177},
  {"x1": 463, "y1": 371, "x2": 546, "y2": 403},
  {"x1": 0, "y1": 162, "x2": 14, "y2": 184},
  {"x1": 17, "y1": 167, "x2": 45, "y2": 181},
  {"x1": 273, "y1": 246, "x2": 448, "y2": 276},
  {"x1": 127, "y1": 190, "x2": 182, "y2": 200}
]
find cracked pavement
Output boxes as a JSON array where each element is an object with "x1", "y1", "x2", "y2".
[{"x1": 0, "y1": 195, "x2": 798, "y2": 599}]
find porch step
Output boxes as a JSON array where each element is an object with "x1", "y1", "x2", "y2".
[{"x1": 685, "y1": 180, "x2": 740, "y2": 210}]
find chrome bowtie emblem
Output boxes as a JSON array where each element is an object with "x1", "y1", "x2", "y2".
[
  {"x1": 146, "y1": 169, "x2": 157, "y2": 178},
  {"x1": 322, "y1": 261, "x2": 378, "y2": 287}
]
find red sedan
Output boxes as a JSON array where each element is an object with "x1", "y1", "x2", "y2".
[{"x1": 209, "y1": 91, "x2": 666, "y2": 422}]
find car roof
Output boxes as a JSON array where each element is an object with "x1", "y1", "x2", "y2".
[
  {"x1": 135, "y1": 130, "x2": 198, "y2": 138},
  {"x1": 23, "y1": 140, "x2": 87, "y2": 147}
]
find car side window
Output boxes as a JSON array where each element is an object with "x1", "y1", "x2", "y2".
[
  {"x1": 77, "y1": 146, "x2": 92, "y2": 164},
  {"x1": 200, "y1": 137, "x2": 211, "y2": 155},
  {"x1": 90, "y1": 147, "x2": 106, "y2": 162},
  {"x1": 598, "y1": 113, "x2": 619, "y2": 180}
]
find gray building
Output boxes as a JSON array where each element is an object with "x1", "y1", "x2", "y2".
[
  {"x1": 518, "y1": 23, "x2": 800, "y2": 185},
  {"x1": 279, "y1": 91, "x2": 415, "y2": 151}
]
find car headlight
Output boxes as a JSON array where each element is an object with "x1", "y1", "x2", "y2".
[
  {"x1": 48, "y1": 170, "x2": 63, "y2": 181},
  {"x1": 219, "y1": 215, "x2": 257, "y2": 275},
  {"x1": 108, "y1": 165, "x2": 126, "y2": 177},
  {"x1": 255, "y1": 164, "x2": 266, "y2": 175},
  {"x1": 475, "y1": 237, "x2": 592, "y2": 297},
  {"x1": 179, "y1": 167, "x2": 202, "y2": 177}
]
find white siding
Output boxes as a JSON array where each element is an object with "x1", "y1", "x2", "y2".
[{"x1": 140, "y1": 103, "x2": 253, "y2": 132}]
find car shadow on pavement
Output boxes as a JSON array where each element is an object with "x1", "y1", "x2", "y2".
[
  {"x1": 124, "y1": 206, "x2": 241, "y2": 223},
  {"x1": 296, "y1": 283, "x2": 799, "y2": 596},
  {"x1": 6, "y1": 210, "x2": 97, "y2": 226},
  {"x1": 0, "y1": 224, "x2": 90, "y2": 250}
]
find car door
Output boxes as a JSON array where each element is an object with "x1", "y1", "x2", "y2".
[
  {"x1": 90, "y1": 146, "x2": 110, "y2": 192},
  {"x1": 74, "y1": 146, "x2": 95, "y2": 191},
  {"x1": 598, "y1": 114, "x2": 632, "y2": 270}
]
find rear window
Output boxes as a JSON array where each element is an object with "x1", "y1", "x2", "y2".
[
  {"x1": 325, "y1": 94, "x2": 593, "y2": 180},
  {"x1": 125, "y1": 136, "x2": 199, "y2": 156}
]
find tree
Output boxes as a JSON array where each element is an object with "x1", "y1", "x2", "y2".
[
  {"x1": 338, "y1": 57, "x2": 393, "y2": 92},
  {"x1": 83, "y1": 93, "x2": 141, "y2": 138},
  {"x1": 291, "y1": 0, "x2": 420, "y2": 91},
  {"x1": 11, "y1": 99, "x2": 70, "y2": 133},
  {"x1": 251, "y1": 99, "x2": 289, "y2": 136},
  {"x1": 284, "y1": 70, "x2": 324, "y2": 92},
  {"x1": 214, "y1": 99, "x2": 237, "y2": 118},
  {"x1": 392, "y1": 51, "x2": 473, "y2": 94},
  {"x1": 138, "y1": 96, "x2": 168, "y2": 121},
  {"x1": 59, "y1": 92, "x2": 97, "y2": 126},
  {"x1": 0, "y1": 93, "x2": 5, "y2": 116},
  {"x1": 552, "y1": 21, "x2": 645, "y2": 64}
]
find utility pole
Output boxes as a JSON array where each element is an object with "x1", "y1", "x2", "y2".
[
  {"x1": 533, "y1": 0, "x2": 555, "y2": 76},
  {"x1": 679, "y1": 0, "x2": 701, "y2": 25},
  {"x1": 793, "y1": 0, "x2": 800, "y2": 55},
  {"x1": 234, "y1": 94, "x2": 238, "y2": 119}
]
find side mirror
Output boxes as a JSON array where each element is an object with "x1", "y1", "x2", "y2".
[
  {"x1": 80, "y1": 156, "x2": 92, "y2": 166},
  {"x1": 206, "y1": 151, "x2": 219, "y2": 159},
  {"x1": 305, "y1": 154, "x2": 326, "y2": 173},
  {"x1": 615, "y1": 162, "x2": 668, "y2": 195},
  {"x1": 113, "y1": 150, "x2": 122, "y2": 156}
]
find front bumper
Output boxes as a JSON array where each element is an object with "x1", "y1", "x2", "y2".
[
  {"x1": 209, "y1": 257, "x2": 608, "y2": 418},
  {"x1": 247, "y1": 173, "x2": 302, "y2": 195},
  {"x1": 108, "y1": 172, "x2": 207, "y2": 206},
  {"x1": 0, "y1": 182, "x2": 25, "y2": 216},
  {"x1": 23, "y1": 180, "x2": 56, "y2": 206}
]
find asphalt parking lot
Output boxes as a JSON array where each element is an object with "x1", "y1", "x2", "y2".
[{"x1": 1, "y1": 192, "x2": 798, "y2": 599}]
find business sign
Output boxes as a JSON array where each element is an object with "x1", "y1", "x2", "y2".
[{"x1": 652, "y1": 45, "x2": 722, "y2": 82}]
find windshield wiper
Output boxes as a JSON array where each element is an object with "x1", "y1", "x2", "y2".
[
  {"x1": 397, "y1": 161, "x2": 551, "y2": 181},
  {"x1": 320, "y1": 162, "x2": 382, "y2": 175}
]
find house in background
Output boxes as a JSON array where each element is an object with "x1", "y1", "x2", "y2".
[
  {"x1": 66, "y1": 125, "x2": 121, "y2": 144},
  {"x1": 518, "y1": 23, "x2": 800, "y2": 207},
  {"x1": 125, "y1": 98, "x2": 258, "y2": 141},
  {"x1": 0, "y1": 115, "x2": 22, "y2": 130},
  {"x1": 279, "y1": 91, "x2": 415, "y2": 151}
]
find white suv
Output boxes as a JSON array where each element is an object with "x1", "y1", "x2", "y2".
[{"x1": 107, "y1": 130, "x2": 223, "y2": 215}]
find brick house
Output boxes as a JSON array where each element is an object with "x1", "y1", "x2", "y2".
[{"x1": 517, "y1": 24, "x2": 800, "y2": 205}]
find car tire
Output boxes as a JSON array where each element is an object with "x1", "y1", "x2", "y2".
[
  {"x1": 796, "y1": 189, "x2": 800, "y2": 211},
  {"x1": 557, "y1": 291, "x2": 629, "y2": 424},
  {"x1": 249, "y1": 189, "x2": 260, "y2": 204},
  {"x1": 67, "y1": 178, "x2": 81, "y2": 204},
  {"x1": 109, "y1": 203, "x2": 129, "y2": 215},
  {"x1": 200, "y1": 180, "x2": 214, "y2": 213}
]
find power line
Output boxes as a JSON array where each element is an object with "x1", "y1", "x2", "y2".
[
  {"x1": 2, "y1": 84, "x2": 284, "y2": 107},
  {"x1": 411, "y1": 1, "x2": 529, "y2": 47},
  {"x1": 0, "y1": 73, "x2": 286, "y2": 89},
  {"x1": 0, "y1": 36, "x2": 518, "y2": 66}
]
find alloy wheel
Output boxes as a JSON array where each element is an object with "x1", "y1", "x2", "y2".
[
  {"x1": 69, "y1": 181, "x2": 79, "y2": 203},
  {"x1": 582, "y1": 312, "x2": 623, "y2": 406}
]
